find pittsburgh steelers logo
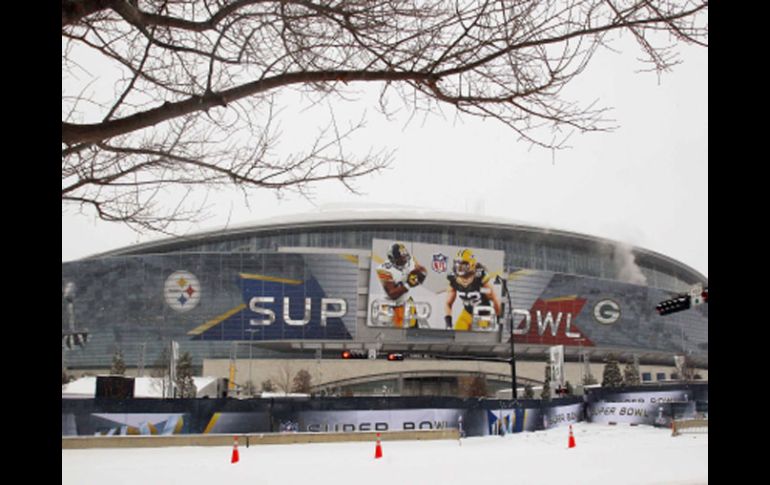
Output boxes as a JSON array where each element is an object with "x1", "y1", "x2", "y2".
[{"x1": 164, "y1": 271, "x2": 201, "y2": 312}]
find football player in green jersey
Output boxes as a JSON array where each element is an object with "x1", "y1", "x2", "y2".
[{"x1": 444, "y1": 249, "x2": 501, "y2": 331}]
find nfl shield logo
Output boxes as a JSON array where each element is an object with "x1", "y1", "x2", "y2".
[{"x1": 432, "y1": 253, "x2": 448, "y2": 273}]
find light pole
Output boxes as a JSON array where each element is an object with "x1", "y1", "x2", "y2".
[
  {"x1": 246, "y1": 329, "x2": 258, "y2": 396},
  {"x1": 498, "y1": 277, "x2": 517, "y2": 399},
  {"x1": 576, "y1": 338, "x2": 586, "y2": 385}
]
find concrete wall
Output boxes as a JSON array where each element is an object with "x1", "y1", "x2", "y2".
[
  {"x1": 62, "y1": 429, "x2": 459, "y2": 449},
  {"x1": 202, "y1": 358, "x2": 707, "y2": 392},
  {"x1": 67, "y1": 360, "x2": 707, "y2": 394}
]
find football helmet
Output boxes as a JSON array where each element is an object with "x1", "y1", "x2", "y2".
[
  {"x1": 387, "y1": 242, "x2": 411, "y2": 269},
  {"x1": 453, "y1": 249, "x2": 477, "y2": 277}
]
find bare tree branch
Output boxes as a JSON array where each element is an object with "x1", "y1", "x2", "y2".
[{"x1": 62, "y1": 0, "x2": 707, "y2": 231}]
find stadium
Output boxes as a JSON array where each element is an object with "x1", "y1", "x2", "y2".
[{"x1": 61, "y1": 208, "x2": 708, "y2": 397}]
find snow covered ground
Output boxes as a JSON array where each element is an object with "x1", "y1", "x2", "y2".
[{"x1": 62, "y1": 423, "x2": 707, "y2": 485}]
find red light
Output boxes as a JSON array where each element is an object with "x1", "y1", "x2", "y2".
[
  {"x1": 387, "y1": 353, "x2": 404, "y2": 361},
  {"x1": 341, "y1": 349, "x2": 368, "y2": 359}
]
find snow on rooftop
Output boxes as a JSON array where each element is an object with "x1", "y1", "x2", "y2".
[{"x1": 222, "y1": 203, "x2": 561, "y2": 233}]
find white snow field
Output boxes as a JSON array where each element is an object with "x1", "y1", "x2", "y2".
[{"x1": 62, "y1": 423, "x2": 707, "y2": 485}]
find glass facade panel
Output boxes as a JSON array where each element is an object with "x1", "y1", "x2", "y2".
[
  {"x1": 146, "y1": 223, "x2": 701, "y2": 292},
  {"x1": 63, "y1": 241, "x2": 707, "y2": 371}
]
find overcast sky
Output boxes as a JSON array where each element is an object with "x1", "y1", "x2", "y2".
[{"x1": 62, "y1": 34, "x2": 707, "y2": 279}]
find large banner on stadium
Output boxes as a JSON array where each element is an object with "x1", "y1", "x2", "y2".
[{"x1": 367, "y1": 239, "x2": 505, "y2": 331}]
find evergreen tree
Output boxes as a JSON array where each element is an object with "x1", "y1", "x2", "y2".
[
  {"x1": 601, "y1": 356, "x2": 623, "y2": 388},
  {"x1": 623, "y1": 361, "x2": 640, "y2": 386},
  {"x1": 175, "y1": 352, "x2": 197, "y2": 398},
  {"x1": 291, "y1": 369, "x2": 312, "y2": 394},
  {"x1": 541, "y1": 366, "x2": 551, "y2": 400},
  {"x1": 110, "y1": 349, "x2": 126, "y2": 375},
  {"x1": 523, "y1": 384, "x2": 534, "y2": 399}
]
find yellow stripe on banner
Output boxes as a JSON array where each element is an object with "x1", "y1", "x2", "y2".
[
  {"x1": 543, "y1": 295, "x2": 579, "y2": 302},
  {"x1": 341, "y1": 254, "x2": 359, "y2": 265},
  {"x1": 239, "y1": 273, "x2": 303, "y2": 285},
  {"x1": 187, "y1": 304, "x2": 247, "y2": 336},
  {"x1": 203, "y1": 413, "x2": 220, "y2": 434},
  {"x1": 483, "y1": 271, "x2": 506, "y2": 285},
  {"x1": 371, "y1": 254, "x2": 384, "y2": 265},
  {"x1": 506, "y1": 269, "x2": 531, "y2": 280},
  {"x1": 173, "y1": 416, "x2": 184, "y2": 435}
]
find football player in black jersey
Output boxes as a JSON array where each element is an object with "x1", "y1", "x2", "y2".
[{"x1": 444, "y1": 249, "x2": 501, "y2": 330}]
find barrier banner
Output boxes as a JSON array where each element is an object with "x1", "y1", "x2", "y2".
[
  {"x1": 543, "y1": 403, "x2": 583, "y2": 429},
  {"x1": 485, "y1": 403, "x2": 585, "y2": 434},
  {"x1": 653, "y1": 401, "x2": 698, "y2": 427},
  {"x1": 63, "y1": 391, "x2": 704, "y2": 437},
  {"x1": 201, "y1": 412, "x2": 271, "y2": 434},
  {"x1": 587, "y1": 402, "x2": 658, "y2": 425},
  {"x1": 80, "y1": 413, "x2": 190, "y2": 436},
  {"x1": 588, "y1": 399, "x2": 696, "y2": 426},
  {"x1": 62, "y1": 414, "x2": 77, "y2": 436},
  {"x1": 296, "y1": 408, "x2": 463, "y2": 433},
  {"x1": 487, "y1": 408, "x2": 540, "y2": 434},
  {"x1": 591, "y1": 389, "x2": 690, "y2": 405}
]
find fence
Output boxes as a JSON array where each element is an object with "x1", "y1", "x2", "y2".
[{"x1": 62, "y1": 384, "x2": 707, "y2": 438}]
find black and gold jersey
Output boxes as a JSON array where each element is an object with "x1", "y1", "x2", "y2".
[{"x1": 447, "y1": 264, "x2": 491, "y2": 314}]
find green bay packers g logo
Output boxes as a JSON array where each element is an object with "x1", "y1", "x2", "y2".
[
  {"x1": 164, "y1": 271, "x2": 201, "y2": 312},
  {"x1": 593, "y1": 299, "x2": 621, "y2": 325}
]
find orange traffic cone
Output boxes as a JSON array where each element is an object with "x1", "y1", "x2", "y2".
[
  {"x1": 568, "y1": 425, "x2": 576, "y2": 449},
  {"x1": 231, "y1": 436, "x2": 240, "y2": 464},
  {"x1": 374, "y1": 433, "x2": 383, "y2": 459}
]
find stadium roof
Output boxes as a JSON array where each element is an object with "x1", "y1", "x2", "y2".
[{"x1": 81, "y1": 205, "x2": 706, "y2": 285}]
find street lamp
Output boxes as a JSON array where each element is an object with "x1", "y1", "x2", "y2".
[
  {"x1": 577, "y1": 338, "x2": 584, "y2": 384},
  {"x1": 498, "y1": 277, "x2": 517, "y2": 399},
  {"x1": 246, "y1": 329, "x2": 258, "y2": 396}
]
